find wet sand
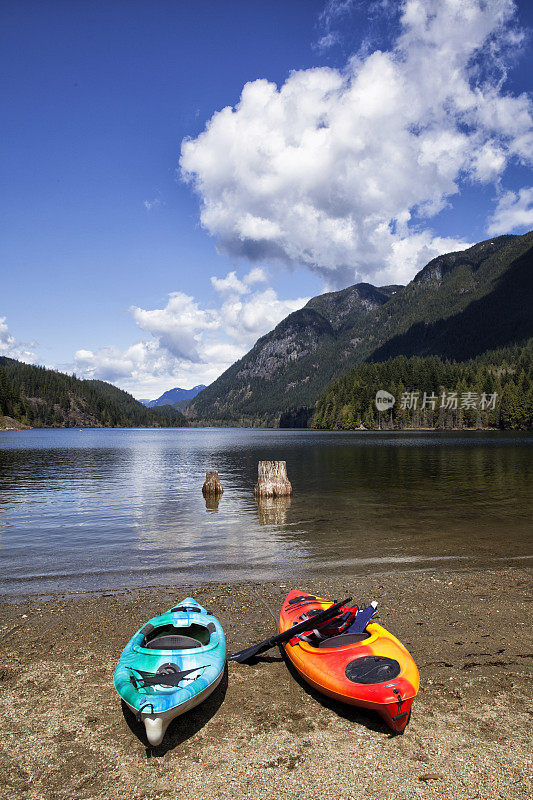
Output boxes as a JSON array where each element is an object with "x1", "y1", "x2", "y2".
[{"x1": 1, "y1": 566, "x2": 531, "y2": 800}]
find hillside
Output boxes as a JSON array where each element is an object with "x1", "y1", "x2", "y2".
[
  {"x1": 0, "y1": 357, "x2": 187, "y2": 429},
  {"x1": 188, "y1": 231, "x2": 533, "y2": 425},
  {"x1": 188, "y1": 288, "x2": 398, "y2": 425},
  {"x1": 312, "y1": 344, "x2": 533, "y2": 431}
]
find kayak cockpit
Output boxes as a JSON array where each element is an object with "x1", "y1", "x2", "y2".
[{"x1": 141, "y1": 622, "x2": 215, "y2": 650}]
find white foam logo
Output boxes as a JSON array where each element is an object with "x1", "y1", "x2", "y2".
[{"x1": 375, "y1": 390, "x2": 396, "y2": 412}]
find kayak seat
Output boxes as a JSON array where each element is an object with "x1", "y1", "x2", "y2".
[
  {"x1": 317, "y1": 632, "x2": 370, "y2": 648},
  {"x1": 144, "y1": 635, "x2": 202, "y2": 650}
]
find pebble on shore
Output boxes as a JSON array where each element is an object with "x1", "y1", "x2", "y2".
[{"x1": 0, "y1": 567, "x2": 531, "y2": 800}]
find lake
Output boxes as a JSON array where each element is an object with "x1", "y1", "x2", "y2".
[{"x1": 0, "y1": 428, "x2": 531, "y2": 596}]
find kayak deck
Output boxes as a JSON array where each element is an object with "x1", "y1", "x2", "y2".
[
  {"x1": 279, "y1": 590, "x2": 419, "y2": 732},
  {"x1": 114, "y1": 598, "x2": 226, "y2": 745}
]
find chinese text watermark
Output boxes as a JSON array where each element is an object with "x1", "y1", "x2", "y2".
[{"x1": 375, "y1": 390, "x2": 498, "y2": 412}]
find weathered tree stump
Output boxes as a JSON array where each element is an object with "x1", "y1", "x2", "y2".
[
  {"x1": 202, "y1": 470, "x2": 223, "y2": 496},
  {"x1": 253, "y1": 460, "x2": 292, "y2": 498}
]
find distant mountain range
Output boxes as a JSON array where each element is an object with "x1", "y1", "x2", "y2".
[
  {"x1": 188, "y1": 230, "x2": 533, "y2": 425},
  {"x1": 140, "y1": 385, "x2": 206, "y2": 410}
]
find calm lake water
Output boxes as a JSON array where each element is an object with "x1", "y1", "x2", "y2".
[{"x1": 0, "y1": 428, "x2": 531, "y2": 596}]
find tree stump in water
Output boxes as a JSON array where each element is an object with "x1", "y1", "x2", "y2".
[
  {"x1": 253, "y1": 461, "x2": 292, "y2": 498},
  {"x1": 202, "y1": 470, "x2": 223, "y2": 496}
]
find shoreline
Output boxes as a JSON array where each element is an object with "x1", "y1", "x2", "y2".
[
  {"x1": 0, "y1": 553, "x2": 533, "y2": 606},
  {"x1": 2, "y1": 565, "x2": 531, "y2": 799},
  {"x1": 2, "y1": 423, "x2": 529, "y2": 432},
  {"x1": 2, "y1": 558, "x2": 532, "y2": 603}
]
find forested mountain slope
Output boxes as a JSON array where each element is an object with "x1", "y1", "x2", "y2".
[
  {"x1": 0, "y1": 357, "x2": 187, "y2": 429},
  {"x1": 189, "y1": 231, "x2": 533, "y2": 425},
  {"x1": 188, "y1": 283, "x2": 401, "y2": 425},
  {"x1": 312, "y1": 343, "x2": 533, "y2": 431}
]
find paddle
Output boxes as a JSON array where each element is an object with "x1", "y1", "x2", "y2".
[{"x1": 227, "y1": 596, "x2": 352, "y2": 663}]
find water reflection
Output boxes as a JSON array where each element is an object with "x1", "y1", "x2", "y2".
[
  {"x1": 205, "y1": 495, "x2": 221, "y2": 512},
  {"x1": 0, "y1": 428, "x2": 531, "y2": 595},
  {"x1": 256, "y1": 495, "x2": 292, "y2": 525}
]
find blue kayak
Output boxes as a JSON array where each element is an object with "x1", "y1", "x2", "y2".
[{"x1": 113, "y1": 597, "x2": 226, "y2": 745}]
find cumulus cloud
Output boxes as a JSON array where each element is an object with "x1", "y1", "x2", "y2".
[
  {"x1": 210, "y1": 266, "x2": 266, "y2": 295},
  {"x1": 74, "y1": 269, "x2": 309, "y2": 396},
  {"x1": 74, "y1": 342, "x2": 175, "y2": 385},
  {"x1": 131, "y1": 293, "x2": 219, "y2": 363},
  {"x1": 0, "y1": 317, "x2": 36, "y2": 363},
  {"x1": 180, "y1": 0, "x2": 532, "y2": 288},
  {"x1": 487, "y1": 186, "x2": 533, "y2": 235}
]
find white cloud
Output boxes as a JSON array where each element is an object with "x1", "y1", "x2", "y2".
[
  {"x1": 74, "y1": 269, "x2": 309, "y2": 397},
  {"x1": 210, "y1": 266, "x2": 266, "y2": 295},
  {"x1": 143, "y1": 198, "x2": 161, "y2": 211},
  {"x1": 210, "y1": 270, "x2": 247, "y2": 296},
  {"x1": 180, "y1": 0, "x2": 532, "y2": 288},
  {"x1": 131, "y1": 292, "x2": 219, "y2": 362},
  {"x1": 219, "y1": 286, "x2": 307, "y2": 343},
  {"x1": 487, "y1": 187, "x2": 533, "y2": 235},
  {"x1": 0, "y1": 317, "x2": 36, "y2": 363},
  {"x1": 316, "y1": 32, "x2": 339, "y2": 52}
]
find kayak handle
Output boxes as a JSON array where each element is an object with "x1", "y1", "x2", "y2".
[
  {"x1": 392, "y1": 689, "x2": 407, "y2": 721},
  {"x1": 136, "y1": 703, "x2": 155, "y2": 723},
  {"x1": 392, "y1": 710, "x2": 408, "y2": 722}
]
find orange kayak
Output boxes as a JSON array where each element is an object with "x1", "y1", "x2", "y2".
[{"x1": 279, "y1": 590, "x2": 420, "y2": 732}]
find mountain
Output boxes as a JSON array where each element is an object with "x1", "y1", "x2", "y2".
[
  {"x1": 142, "y1": 385, "x2": 206, "y2": 409},
  {"x1": 188, "y1": 231, "x2": 533, "y2": 425},
  {"x1": 0, "y1": 357, "x2": 187, "y2": 429},
  {"x1": 305, "y1": 283, "x2": 402, "y2": 331}
]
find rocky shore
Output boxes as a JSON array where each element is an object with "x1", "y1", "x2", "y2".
[{"x1": 1, "y1": 567, "x2": 531, "y2": 800}]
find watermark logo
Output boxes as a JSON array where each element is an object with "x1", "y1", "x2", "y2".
[
  {"x1": 375, "y1": 390, "x2": 396, "y2": 412},
  {"x1": 375, "y1": 389, "x2": 498, "y2": 411}
]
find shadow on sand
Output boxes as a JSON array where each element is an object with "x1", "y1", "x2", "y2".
[
  {"x1": 278, "y1": 646, "x2": 399, "y2": 737},
  {"x1": 121, "y1": 664, "x2": 229, "y2": 756},
  {"x1": 234, "y1": 645, "x2": 397, "y2": 737}
]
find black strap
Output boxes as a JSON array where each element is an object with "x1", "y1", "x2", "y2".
[
  {"x1": 129, "y1": 665, "x2": 208, "y2": 689},
  {"x1": 139, "y1": 623, "x2": 155, "y2": 637},
  {"x1": 170, "y1": 605, "x2": 202, "y2": 613},
  {"x1": 136, "y1": 702, "x2": 154, "y2": 722},
  {"x1": 287, "y1": 595, "x2": 317, "y2": 605}
]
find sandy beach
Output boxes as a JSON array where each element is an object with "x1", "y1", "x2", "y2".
[{"x1": 1, "y1": 566, "x2": 531, "y2": 800}]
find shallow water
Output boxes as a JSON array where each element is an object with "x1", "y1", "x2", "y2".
[{"x1": 0, "y1": 428, "x2": 531, "y2": 595}]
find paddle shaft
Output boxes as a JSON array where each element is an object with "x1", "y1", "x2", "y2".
[{"x1": 228, "y1": 596, "x2": 352, "y2": 663}]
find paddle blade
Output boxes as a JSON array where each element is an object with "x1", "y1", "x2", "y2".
[
  {"x1": 346, "y1": 602, "x2": 378, "y2": 634},
  {"x1": 227, "y1": 641, "x2": 274, "y2": 663}
]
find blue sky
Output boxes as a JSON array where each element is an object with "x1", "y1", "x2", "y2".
[{"x1": 1, "y1": 0, "x2": 532, "y2": 398}]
